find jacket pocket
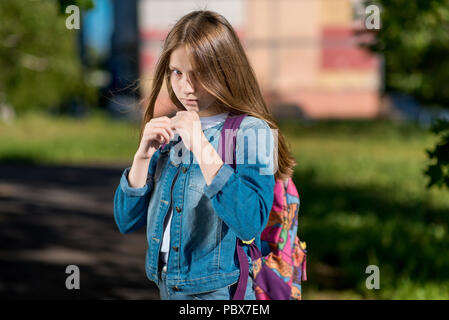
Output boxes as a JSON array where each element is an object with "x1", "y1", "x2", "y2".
[{"x1": 191, "y1": 283, "x2": 234, "y2": 300}]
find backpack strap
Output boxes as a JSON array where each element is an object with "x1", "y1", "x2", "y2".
[
  {"x1": 219, "y1": 112, "x2": 257, "y2": 300},
  {"x1": 218, "y1": 113, "x2": 247, "y2": 169}
]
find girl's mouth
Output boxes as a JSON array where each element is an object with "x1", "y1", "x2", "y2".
[{"x1": 183, "y1": 99, "x2": 198, "y2": 105}]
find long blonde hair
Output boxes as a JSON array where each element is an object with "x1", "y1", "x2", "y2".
[{"x1": 139, "y1": 10, "x2": 296, "y2": 180}]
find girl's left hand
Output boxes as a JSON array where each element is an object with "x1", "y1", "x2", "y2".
[{"x1": 170, "y1": 110, "x2": 203, "y2": 152}]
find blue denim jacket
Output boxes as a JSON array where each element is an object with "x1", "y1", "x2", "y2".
[{"x1": 113, "y1": 115, "x2": 275, "y2": 295}]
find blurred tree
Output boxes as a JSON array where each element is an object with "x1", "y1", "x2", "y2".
[
  {"x1": 57, "y1": 0, "x2": 94, "y2": 13},
  {"x1": 366, "y1": 0, "x2": 449, "y2": 106},
  {"x1": 364, "y1": 0, "x2": 449, "y2": 190},
  {"x1": 0, "y1": 0, "x2": 95, "y2": 114}
]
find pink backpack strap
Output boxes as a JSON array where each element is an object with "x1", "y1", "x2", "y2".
[
  {"x1": 218, "y1": 113, "x2": 253, "y2": 300},
  {"x1": 218, "y1": 113, "x2": 247, "y2": 170}
]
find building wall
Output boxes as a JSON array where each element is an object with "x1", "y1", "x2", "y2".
[{"x1": 138, "y1": 0, "x2": 381, "y2": 119}]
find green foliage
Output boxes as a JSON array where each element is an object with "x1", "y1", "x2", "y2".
[
  {"x1": 366, "y1": 0, "x2": 449, "y2": 106},
  {"x1": 425, "y1": 119, "x2": 449, "y2": 189},
  {"x1": 0, "y1": 0, "x2": 95, "y2": 114},
  {"x1": 364, "y1": 1, "x2": 449, "y2": 192},
  {"x1": 57, "y1": 0, "x2": 95, "y2": 13}
]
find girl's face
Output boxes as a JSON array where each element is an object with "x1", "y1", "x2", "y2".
[{"x1": 169, "y1": 46, "x2": 224, "y2": 117}]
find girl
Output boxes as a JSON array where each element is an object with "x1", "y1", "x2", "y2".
[{"x1": 113, "y1": 10, "x2": 296, "y2": 300}]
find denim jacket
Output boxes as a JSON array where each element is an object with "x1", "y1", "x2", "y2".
[{"x1": 113, "y1": 115, "x2": 275, "y2": 295}]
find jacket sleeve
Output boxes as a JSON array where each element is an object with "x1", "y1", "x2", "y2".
[
  {"x1": 113, "y1": 149, "x2": 161, "y2": 234},
  {"x1": 203, "y1": 117, "x2": 276, "y2": 241}
]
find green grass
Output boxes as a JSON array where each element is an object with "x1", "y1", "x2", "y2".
[
  {"x1": 1, "y1": 111, "x2": 449, "y2": 299},
  {"x1": 0, "y1": 109, "x2": 141, "y2": 165}
]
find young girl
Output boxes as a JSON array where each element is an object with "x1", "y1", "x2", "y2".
[{"x1": 113, "y1": 10, "x2": 296, "y2": 300}]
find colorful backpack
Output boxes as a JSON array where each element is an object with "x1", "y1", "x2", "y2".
[{"x1": 219, "y1": 113, "x2": 308, "y2": 300}]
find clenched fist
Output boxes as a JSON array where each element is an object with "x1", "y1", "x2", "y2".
[
  {"x1": 169, "y1": 111, "x2": 203, "y2": 152},
  {"x1": 135, "y1": 116, "x2": 175, "y2": 160}
]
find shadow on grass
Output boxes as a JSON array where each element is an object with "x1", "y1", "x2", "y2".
[
  {"x1": 2, "y1": 159, "x2": 447, "y2": 299},
  {"x1": 294, "y1": 168, "x2": 449, "y2": 298},
  {"x1": 0, "y1": 155, "x2": 40, "y2": 165},
  {"x1": 0, "y1": 162, "x2": 159, "y2": 299}
]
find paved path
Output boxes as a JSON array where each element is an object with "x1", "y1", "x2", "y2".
[{"x1": 0, "y1": 163, "x2": 160, "y2": 299}]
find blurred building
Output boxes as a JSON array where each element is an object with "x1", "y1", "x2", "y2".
[
  {"x1": 136, "y1": 0, "x2": 382, "y2": 119},
  {"x1": 107, "y1": 0, "x2": 140, "y2": 121},
  {"x1": 81, "y1": 0, "x2": 141, "y2": 120}
]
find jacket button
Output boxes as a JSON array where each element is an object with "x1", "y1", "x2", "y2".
[
  {"x1": 176, "y1": 206, "x2": 181, "y2": 213},
  {"x1": 172, "y1": 286, "x2": 180, "y2": 291},
  {"x1": 172, "y1": 246, "x2": 179, "y2": 252},
  {"x1": 182, "y1": 167, "x2": 187, "y2": 173}
]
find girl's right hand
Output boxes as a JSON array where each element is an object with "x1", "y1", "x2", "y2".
[{"x1": 135, "y1": 116, "x2": 175, "y2": 160}]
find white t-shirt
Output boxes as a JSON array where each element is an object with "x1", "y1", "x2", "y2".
[{"x1": 160, "y1": 111, "x2": 229, "y2": 264}]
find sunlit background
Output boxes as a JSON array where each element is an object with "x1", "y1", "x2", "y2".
[{"x1": 1, "y1": 0, "x2": 449, "y2": 300}]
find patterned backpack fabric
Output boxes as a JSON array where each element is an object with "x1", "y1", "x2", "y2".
[
  {"x1": 254, "y1": 177, "x2": 307, "y2": 300},
  {"x1": 219, "y1": 113, "x2": 307, "y2": 300}
]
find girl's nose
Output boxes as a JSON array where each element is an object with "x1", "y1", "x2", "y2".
[{"x1": 182, "y1": 75, "x2": 195, "y2": 94}]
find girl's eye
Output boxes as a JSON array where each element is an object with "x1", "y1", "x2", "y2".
[{"x1": 172, "y1": 69, "x2": 181, "y2": 76}]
